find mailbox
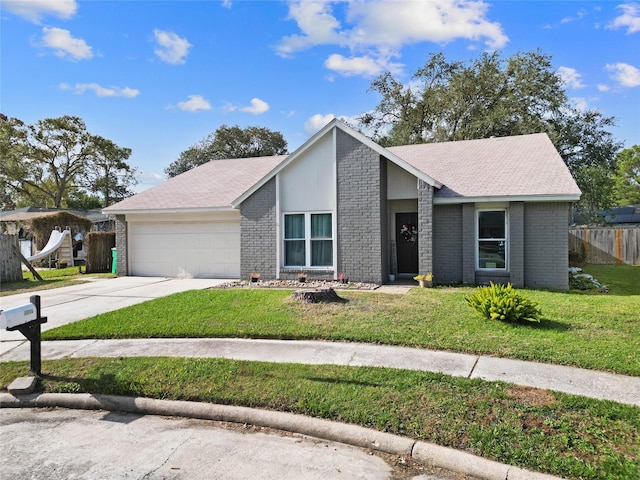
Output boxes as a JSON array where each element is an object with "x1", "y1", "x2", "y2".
[
  {"x1": 1, "y1": 295, "x2": 47, "y2": 376},
  {"x1": 0, "y1": 304, "x2": 38, "y2": 329}
]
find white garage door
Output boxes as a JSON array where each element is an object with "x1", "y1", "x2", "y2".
[{"x1": 129, "y1": 221, "x2": 240, "y2": 278}]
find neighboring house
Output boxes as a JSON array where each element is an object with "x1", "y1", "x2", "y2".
[
  {"x1": 103, "y1": 119, "x2": 581, "y2": 290},
  {"x1": 0, "y1": 207, "x2": 111, "y2": 260},
  {"x1": 601, "y1": 205, "x2": 640, "y2": 225}
]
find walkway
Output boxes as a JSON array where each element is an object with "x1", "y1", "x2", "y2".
[{"x1": 2, "y1": 337, "x2": 638, "y2": 406}]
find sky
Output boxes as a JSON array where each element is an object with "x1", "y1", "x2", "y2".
[{"x1": 2, "y1": 0, "x2": 639, "y2": 192}]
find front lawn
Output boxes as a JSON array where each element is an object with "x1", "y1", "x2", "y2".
[{"x1": 44, "y1": 265, "x2": 640, "y2": 376}]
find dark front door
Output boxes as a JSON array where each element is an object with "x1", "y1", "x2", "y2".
[{"x1": 396, "y1": 212, "x2": 418, "y2": 274}]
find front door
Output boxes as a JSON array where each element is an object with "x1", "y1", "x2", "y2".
[{"x1": 396, "y1": 212, "x2": 418, "y2": 275}]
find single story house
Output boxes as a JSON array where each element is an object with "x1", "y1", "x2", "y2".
[{"x1": 103, "y1": 119, "x2": 581, "y2": 290}]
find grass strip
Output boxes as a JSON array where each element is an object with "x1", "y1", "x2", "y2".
[{"x1": 2, "y1": 357, "x2": 638, "y2": 480}]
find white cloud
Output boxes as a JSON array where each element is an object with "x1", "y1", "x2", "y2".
[
  {"x1": 597, "y1": 84, "x2": 610, "y2": 92},
  {"x1": 560, "y1": 9, "x2": 587, "y2": 25},
  {"x1": 3, "y1": 0, "x2": 77, "y2": 23},
  {"x1": 571, "y1": 97, "x2": 589, "y2": 112},
  {"x1": 239, "y1": 98, "x2": 270, "y2": 115},
  {"x1": 153, "y1": 29, "x2": 192, "y2": 64},
  {"x1": 277, "y1": 2, "x2": 345, "y2": 57},
  {"x1": 60, "y1": 83, "x2": 139, "y2": 98},
  {"x1": 277, "y1": 0, "x2": 508, "y2": 78},
  {"x1": 303, "y1": 113, "x2": 359, "y2": 135},
  {"x1": 305, "y1": 114, "x2": 336, "y2": 134},
  {"x1": 558, "y1": 66, "x2": 585, "y2": 89},
  {"x1": 606, "y1": 62, "x2": 640, "y2": 88},
  {"x1": 176, "y1": 95, "x2": 212, "y2": 112},
  {"x1": 325, "y1": 53, "x2": 398, "y2": 77},
  {"x1": 41, "y1": 27, "x2": 92, "y2": 60},
  {"x1": 225, "y1": 98, "x2": 270, "y2": 115},
  {"x1": 221, "y1": 0, "x2": 232, "y2": 8},
  {"x1": 345, "y1": 0, "x2": 508, "y2": 49},
  {"x1": 608, "y1": 3, "x2": 640, "y2": 34}
]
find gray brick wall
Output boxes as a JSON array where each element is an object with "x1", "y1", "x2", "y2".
[
  {"x1": 437, "y1": 201, "x2": 568, "y2": 289},
  {"x1": 336, "y1": 129, "x2": 384, "y2": 283},
  {"x1": 433, "y1": 204, "x2": 463, "y2": 284},
  {"x1": 461, "y1": 203, "x2": 476, "y2": 285},
  {"x1": 509, "y1": 202, "x2": 525, "y2": 287},
  {"x1": 114, "y1": 214, "x2": 127, "y2": 276},
  {"x1": 417, "y1": 180, "x2": 433, "y2": 278},
  {"x1": 240, "y1": 177, "x2": 277, "y2": 280},
  {"x1": 524, "y1": 202, "x2": 570, "y2": 290}
]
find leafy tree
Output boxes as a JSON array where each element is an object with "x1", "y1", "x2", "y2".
[
  {"x1": 165, "y1": 124, "x2": 288, "y2": 177},
  {"x1": 0, "y1": 115, "x2": 137, "y2": 208},
  {"x1": 83, "y1": 135, "x2": 136, "y2": 206},
  {"x1": 551, "y1": 108, "x2": 622, "y2": 223},
  {"x1": 359, "y1": 50, "x2": 623, "y2": 220},
  {"x1": 613, "y1": 145, "x2": 640, "y2": 205}
]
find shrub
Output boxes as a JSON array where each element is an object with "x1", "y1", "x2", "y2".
[{"x1": 465, "y1": 282, "x2": 542, "y2": 323}]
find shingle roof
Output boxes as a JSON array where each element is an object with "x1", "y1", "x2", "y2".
[
  {"x1": 104, "y1": 128, "x2": 580, "y2": 214},
  {"x1": 103, "y1": 155, "x2": 286, "y2": 213},
  {"x1": 387, "y1": 133, "x2": 581, "y2": 200}
]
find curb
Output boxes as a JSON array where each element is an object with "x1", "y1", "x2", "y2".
[{"x1": 0, "y1": 392, "x2": 562, "y2": 480}]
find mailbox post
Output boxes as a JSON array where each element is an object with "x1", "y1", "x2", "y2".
[{"x1": 0, "y1": 295, "x2": 47, "y2": 376}]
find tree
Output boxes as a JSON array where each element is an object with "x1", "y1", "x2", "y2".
[
  {"x1": 165, "y1": 125, "x2": 288, "y2": 178},
  {"x1": 613, "y1": 145, "x2": 640, "y2": 205},
  {"x1": 0, "y1": 115, "x2": 137, "y2": 208},
  {"x1": 359, "y1": 50, "x2": 622, "y2": 220},
  {"x1": 361, "y1": 51, "x2": 566, "y2": 145},
  {"x1": 83, "y1": 135, "x2": 137, "y2": 206},
  {"x1": 550, "y1": 108, "x2": 622, "y2": 222}
]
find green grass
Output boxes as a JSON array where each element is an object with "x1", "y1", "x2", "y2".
[
  {"x1": 578, "y1": 264, "x2": 640, "y2": 295},
  {"x1": 1, "y1": 357, "x2": 637, "y2": 480},
  {"x1": 44, "y1": 271, "x2": 640, "y2": 375},
  {"x1": 0, "y1": 267, "x2": 114, "y2": 296}
]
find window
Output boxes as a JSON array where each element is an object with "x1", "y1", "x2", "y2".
[
  {"x1": 477, "y1": 210, "x2": 507, "y2": 270},
  {"x1": 284, "y1": 213, "x2": 333, "y2": 267}
]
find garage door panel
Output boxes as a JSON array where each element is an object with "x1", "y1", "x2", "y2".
[{"x1": 129, "y1": 221, "x2": 240, "y2": 278}]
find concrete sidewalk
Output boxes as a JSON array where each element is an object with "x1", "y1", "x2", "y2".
[{"x1": 2, "y1": 337, "x2": 639, "y2": 406}]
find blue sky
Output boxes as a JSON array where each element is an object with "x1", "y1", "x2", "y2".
[{"x1": 2, "y1": 1, "x2": 639, "y2": 192}]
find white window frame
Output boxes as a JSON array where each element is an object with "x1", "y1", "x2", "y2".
[
  {"x1": 476, "y1": 208, "x2": 509, "y2": 271},
  {"x1": 282, "y1": 212, "x2": 334, "y2": 269}
]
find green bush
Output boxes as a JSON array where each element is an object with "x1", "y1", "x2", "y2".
[{"x1": 465, "y1": 282, "x2": 542, "y2": 323}]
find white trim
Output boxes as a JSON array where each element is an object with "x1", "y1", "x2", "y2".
[
  {"x1": 275, "y1": 174, "x2": 281, "y2": 279},
  {"x1": 434, "y1": 194, "x2": 580, "y2": 205},
  {"x1": 103, "y1": 206, "x2": 237, "y2": 215},
  {"x1": 332, "y1": 128, "x2": 338, "y2": 279},
  {"x1": 476, "y1": 208, "x2": 509, "y2": 271}
]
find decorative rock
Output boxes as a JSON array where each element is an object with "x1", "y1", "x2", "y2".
[{"x1": 290, "y1": 288, "x2": 347, "y2": 304}]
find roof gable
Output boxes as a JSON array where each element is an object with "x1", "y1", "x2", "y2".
[{"x1": 231, "y1": 119, "x2": 442, "y2": 207}]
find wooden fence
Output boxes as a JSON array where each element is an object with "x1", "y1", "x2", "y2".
[
  {"x1": 569, "y1": 227, "x2": 640, "y2": 265},
  {"x1": 85, "y1": 231, "x2": 116, "y2": 273},
  {"x1": 0, "y1": 234, "x2": 23, "y2": 283}
]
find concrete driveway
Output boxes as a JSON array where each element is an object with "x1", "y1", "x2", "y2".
[{"x1": 0, "y1": 276, "x2": 228, "y2": 347}]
